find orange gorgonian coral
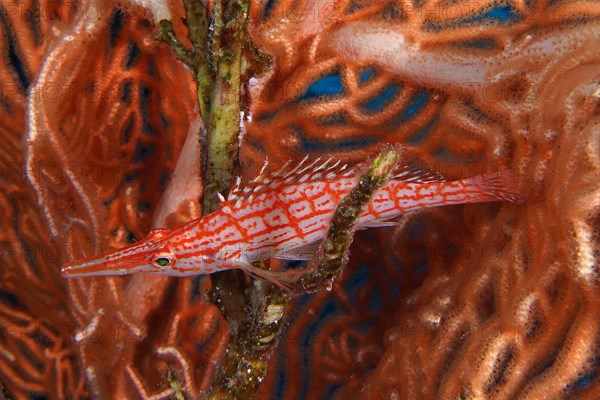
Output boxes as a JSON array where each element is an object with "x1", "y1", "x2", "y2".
[{"x1": 1, "y1": 0, "x2": 599, "y2": 398}]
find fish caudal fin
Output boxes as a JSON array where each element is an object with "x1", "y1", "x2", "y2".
[{"x1": 466, "y1": 170, "x2": 526, "y2": 203}]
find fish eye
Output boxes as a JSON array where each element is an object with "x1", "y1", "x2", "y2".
[{"x1": 154, "y1": 257, "x2": 171, "y2": 267}]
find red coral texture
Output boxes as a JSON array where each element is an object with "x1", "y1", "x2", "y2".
[{"x1": 0, "y1": 0, "x2": 598, "y2": 399}]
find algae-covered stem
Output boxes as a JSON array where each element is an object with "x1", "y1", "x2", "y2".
[
  {"x1": 158, "y1": 2, "x2": 400, "y2": 398},
  {"x1": 156, "y1": 0, "x2": 245, "y2": 209},
  {"x1": 158, "y1": 0, "x2": 273, "y2": 397},
  {"x1": 204, "y1": 149, "x2": 401, "y2": 399},
  {"x1": 300, "y1": 149, "x2": 400, "y2": 290},
  {"x1": 202, "y1": 0, "x2": 247, "y2": 213},
  {"x1": 197, "y1": 1, "x2": 287, "y2": 395},
  {"x1": 156, "y1": 0, "x2": 213, "y2": 123}
]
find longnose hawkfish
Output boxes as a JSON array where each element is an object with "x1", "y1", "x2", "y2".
[{"x1": 62, "y1": 156, "x2": 522, "y2": 288}]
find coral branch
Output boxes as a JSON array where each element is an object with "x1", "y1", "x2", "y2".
[
  {"x1": 328, "y1": 21, "x2": 600, "y2": 89},
  {"x1": 156, "y1": 0, "x2": 214, "y2": 121},
  {"x1": 205, "y1": 279, "x2": 289, "y2": 399},
  {"x1": 202, "y1": 0, "x2": 248, "y2": 213},
  {"x1": 4, "y1": 0, "x2": 599, "y2": 397},
  {"x1": 300, "y1": 148, "x2": 401, "y2": 290},
  {"x1": 155, "y1": 20, "x2": 196, "y2": 70},
  {"x1": 204, "y1": 148, "x2": 400, "y2": 399}
]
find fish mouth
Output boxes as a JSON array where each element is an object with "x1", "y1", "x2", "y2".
[{"x1": 61, "y1": 254, "x2": 140, "y2": 277}]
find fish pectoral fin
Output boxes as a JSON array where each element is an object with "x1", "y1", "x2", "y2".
[
  {"x1": 239, "y1": 263, "x2": 304, "y2": 292},
  {"x1": 274, "y1": 241, "x2": 323, "y2": 263}
]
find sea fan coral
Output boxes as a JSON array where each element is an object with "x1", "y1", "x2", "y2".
[{"x1": 0, "y1": 0, "x2": 598, "y2": 399}]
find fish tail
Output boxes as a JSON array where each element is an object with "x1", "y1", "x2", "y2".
[{"x1": 465, "y1": 170, "x2": 526, "y2": 203}]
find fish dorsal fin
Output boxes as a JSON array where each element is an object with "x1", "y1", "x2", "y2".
[
  {"x1": 392, "y1": 160, "x2": 447, "y2": 183},
  {"x1": 216, "y1": 192, "x2": 228, "y2": 208},
  {"x1": 227, "y1": 156, "x2": 355, "y2": 205}
]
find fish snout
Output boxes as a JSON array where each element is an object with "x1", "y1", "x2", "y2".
[
  {"x1": 61, "y1": 254, "x2": 112, "y2": 277},
  {"x1": 61, "y1": 253, "x2": 144, "y2": 277}
]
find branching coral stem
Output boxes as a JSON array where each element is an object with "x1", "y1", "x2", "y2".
[
  {"x1": 300, "y1": 149, "x2": 400, "y2": 290},
  {"x1": 204, "y1": 149, "x2": 400, "y2": 399},
  {"x1": 156, "y1": 0, "x2": 213, "y2": 123},
  {"x1": 202, "y1": 0, "x2": 248, "y2": 214},
  {"x1": 158, "y1": 4, "x2": 403, "y2": 398}
]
